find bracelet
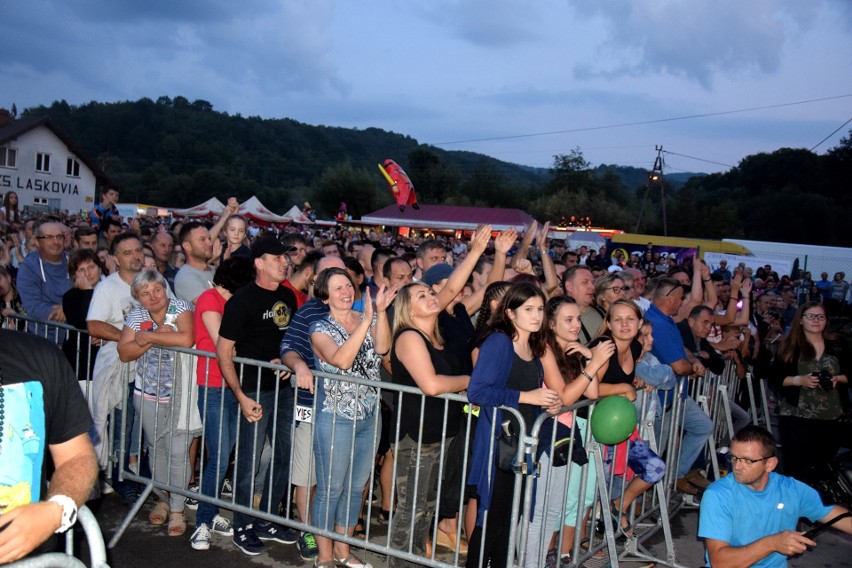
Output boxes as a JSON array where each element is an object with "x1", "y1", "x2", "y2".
[
  {"x1": 581, "y1": 370, "x2": 594, "y2": 382},
  {"x1": 792, "y1": 376, "x2": 801, "y2": 386},
  {"x1": 703, "y1": 278, "x2": 711, "y2": 283}
]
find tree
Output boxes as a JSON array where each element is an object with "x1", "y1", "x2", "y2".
[{"x1": 312, "y1": 162, "x2": 388, "y2": 218}]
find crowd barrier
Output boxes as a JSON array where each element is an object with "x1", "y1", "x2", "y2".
[{"x1": 7, "y1": 314, "x2": 772, "y2": 567}]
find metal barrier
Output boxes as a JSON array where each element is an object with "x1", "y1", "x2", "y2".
[{"x1": 8, "y1": 314, "x2": 781, "y2": 567}]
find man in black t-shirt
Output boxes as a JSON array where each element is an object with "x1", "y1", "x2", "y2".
[
  {"x1": 216, "y1": 236, "x2": 298, "y2": 556},
  {"x1": 0, "y1": 330, "x2": 98, "y2": 564}
]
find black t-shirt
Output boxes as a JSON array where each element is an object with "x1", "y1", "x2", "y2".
[
  {"x1": 390, "y1": 328, "x2": 464, "y2": 444},
  {"x1": 588, "y1": 335, "x2": 642, "y2": 385},
  {"x1": 61, "y1": 287, "x2": 98, "y2": 381},
  {"x1": 0, "y1": 330, "x2": 93, "y2": 506},
  {"x1": 437, "y1": 302, "x2": 475, "y2": 375},
  {"x1": 506, "y1": 353, "x2": 542, "y2": 435},
  {"x1": 579, "y1": 335, "x2": 642, "y2": 418},
  {"x1": 219, "y1": 282, "x2": 297, "y2": 392}
]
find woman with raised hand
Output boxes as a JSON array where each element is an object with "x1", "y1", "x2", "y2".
[
  {"x1": 465, "y1": 283, "x2": 560, "y2": 568},
  {"x1": 388, "y1": 281, "x2": 470, "y2": 566},
  {"x1": 309, "y1": 268, "x2": 396, "y2": 568}
]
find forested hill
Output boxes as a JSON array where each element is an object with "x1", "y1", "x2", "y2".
[
  {"x1": 22, "y1": 97, "x2": 555, "y2": 217},
  {"x1": 19, "y1": 97, "x2": 852, "y2": 245}
]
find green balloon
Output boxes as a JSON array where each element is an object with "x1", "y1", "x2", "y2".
[{"x1": 590, "y1": 395, "x2": 638, "y2": 445}]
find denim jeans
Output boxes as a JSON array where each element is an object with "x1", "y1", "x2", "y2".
[
  {"x1": 657, "y1": 396, "x2": 713, "y2": 478},
  {"x1": 232, "y1": 386, "x2": 295, "y2": 530},
  {"x1": 312, "y1": 408, "x2": 379, "y2": 531},
  {"x1": 196, "y1": 385, "x2": 239, "y2": 526}
]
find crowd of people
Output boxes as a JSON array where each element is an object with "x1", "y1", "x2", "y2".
[{"x1": 1, "y1": 187, "x2": 851, "y2": 567}]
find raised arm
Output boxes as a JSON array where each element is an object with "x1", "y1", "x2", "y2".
[
  {"x1": 437, "y1": 224, "x2": 491, "y2": 311},
  {"x1": 208, "y1": 197, "x2": 239, "y2": 242},
  {"x1": 536, "y1": 222, "x2": 559, "y2": 297}
]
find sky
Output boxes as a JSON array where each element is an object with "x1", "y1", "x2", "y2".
[{"x1": 2, "y1": 0, "x2": 851, "y2": 175}]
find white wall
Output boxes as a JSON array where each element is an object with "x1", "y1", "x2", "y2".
[{"x1": 0, "y1": 126, "x2": 96, "y2": 214}]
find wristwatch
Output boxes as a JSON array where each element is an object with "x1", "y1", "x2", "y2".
[{"x1": 48, "y1": 495, "x2": 78, "y2": 533}]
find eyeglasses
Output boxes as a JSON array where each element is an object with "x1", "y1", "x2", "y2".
[
  {"x1": 606, "y1": 286, "x2": 631, "y2": 294},
  {"x1": 36, "y1": 234, "x2": 64, "y2": 241},
  {"x1": 802, "y1": 313, "x2": 827, "y2": 321},
  {"x1": 729, "y1": 454, "x2": 772, "y2": 465}
]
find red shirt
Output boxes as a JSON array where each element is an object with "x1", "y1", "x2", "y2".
[
  {"x1": 194, "y1": 287, "x2": 227, "y2": 388},
  {"x1": 282, "y1": 280, "x2": 308, "y2": 308}
]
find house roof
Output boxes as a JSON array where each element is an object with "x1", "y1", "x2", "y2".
[
  {"x1": 361, "y1": 204, "x2": 535, "y2": 232},
  {"x1": 0, "y1": 115, "x2": 112, "y2": 187}
]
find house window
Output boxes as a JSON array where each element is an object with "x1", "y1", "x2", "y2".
[
  {"x1": 36, "y1": 152, "x2": 51, "y2": 173},
  {"x1": 0, "y1": 146, "x2": 16, "y2": 168},
  {"x1": 66, "y1": 157, "x2": 80, "y2": 177}
]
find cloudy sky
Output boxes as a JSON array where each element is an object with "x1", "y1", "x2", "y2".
[{"x1": 2, "y1": 0, "x2": 851, "y2": 175}]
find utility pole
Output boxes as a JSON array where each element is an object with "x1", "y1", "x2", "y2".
[
  {"x1": 636, "y1": 145, "x2": 666, "y2": 235},
  {"x1": 650, "y1": 145, "x2": 666, "y2": 236}
]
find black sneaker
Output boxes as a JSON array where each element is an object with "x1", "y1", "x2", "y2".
[
  {"x1": 255, "y1": 521, "x2": 298, "y2": 544},
  {"x1": 185, "y1": 482, "x2": 199, "y2": 511},
  {"x1": 220, "y1": 478, "x2": 232, "y2": 498},
  {"x1": 298, "y1": 532, "x2": 319, "y2": 560},
  {"x1": 233, "y1": 525, "x2": 264, "y2": 556}
]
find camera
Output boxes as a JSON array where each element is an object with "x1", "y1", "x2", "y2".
[{"x1": 814, "y1": 369, "x2": 834, "y2": 390}]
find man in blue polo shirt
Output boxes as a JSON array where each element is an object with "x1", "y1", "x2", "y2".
[
  {"x1": 644, "y1": 277, "x2": 714, "y2": 495},
  {"x1": 699, "y1": 425, "x2": 851, "y2": 567},
  {"x1": 280, "y1": 253, "x2": 345, "y2": 561}
]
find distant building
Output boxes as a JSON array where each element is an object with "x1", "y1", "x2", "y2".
[{"x1": 0, "y1": 108, "x2": 109, "y2": 215}]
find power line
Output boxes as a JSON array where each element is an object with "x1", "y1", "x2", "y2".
[
  {"x1": 661, "y1": 150, "x2": 735, "y2": 169},
  {"x1": 809, "y1": 116, "x2": 852, "y2": 152},
  {"x1": 433, "y1": 93, "x2": 852, "y2": 145}
]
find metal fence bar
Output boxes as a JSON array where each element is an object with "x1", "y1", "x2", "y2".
[{"x1": 9, "y1": 314, "x2": 730, "y2": 567}]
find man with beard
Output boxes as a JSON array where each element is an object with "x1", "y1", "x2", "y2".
[
  {"x1": 86, "y1": 233, "x2": 146, "y2": 480},
  {"x1": 174, "y1": 221, "x2": 216, "y2": 305}
]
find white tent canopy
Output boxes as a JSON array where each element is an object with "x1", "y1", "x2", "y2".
[
  {"x1": 239, "y1": 196, "x2": 290, "y2": 224},
  {"x1": 282, "y1": 205, "x2": 313, "y2": 224},
  {"x1": 170, "y1": 197, "x2": 226, "y2": 218}
]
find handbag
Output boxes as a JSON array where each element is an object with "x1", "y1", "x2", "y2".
[
  {"x1": 497, "y1": 419, "x2": 520, "y2": 472},
  {"x1": 551, "y1": 431, "x2": 588, "y2": 467}
]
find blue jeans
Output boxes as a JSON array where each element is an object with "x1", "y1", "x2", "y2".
[
  {"x1": 196, "y1": 385, "x2": 239, "y2": 526},
  {"x1": 657, "y1": 397, "x2": 713, "y2": 478},
  {"x1": 312, "y1": 409, "x2": 379, "y2": 531},
  {"x1": 232, "y1": 386, "x2": 295, "y2": 530}
]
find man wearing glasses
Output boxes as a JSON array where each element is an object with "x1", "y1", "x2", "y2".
[
  {"x1": 699, "y1": 425, "x2": 851, "y2": 567},
  {"x1": 16, "y1": 218, "x2": 71, "y2": 339}
]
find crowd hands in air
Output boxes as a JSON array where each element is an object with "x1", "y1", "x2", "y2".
[{"x1": 1, "y1": 187, "x2": 851, "y2": 567}]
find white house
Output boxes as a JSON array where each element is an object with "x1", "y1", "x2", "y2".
[{"x1": 0, "y1": 109, "x2": 108, "y2": 215}]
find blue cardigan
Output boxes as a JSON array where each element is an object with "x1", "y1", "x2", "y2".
[{"x1": 467, "y1": 332, "x2": 532, "y2": 523}]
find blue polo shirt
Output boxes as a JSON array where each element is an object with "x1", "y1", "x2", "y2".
[{"x1": 644, "y1": 303, "x2": 689, "y2": 405}]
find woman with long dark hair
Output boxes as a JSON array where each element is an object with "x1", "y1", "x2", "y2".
[
  {"x1": 772, "y1": 301, "x2": 850, "y2": 482},
  {"x1": 466, "y1": 283, "x2": 560, "y2": 568},
  {"x1": 523, "y1": 296, "x2": 613, "y2": 567}
]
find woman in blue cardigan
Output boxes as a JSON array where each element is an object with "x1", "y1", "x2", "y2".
[{"x1": 466, "y1": 283, "x2": 560, "y2": 568}]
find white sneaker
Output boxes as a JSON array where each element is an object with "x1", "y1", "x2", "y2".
[{"x1": 190, "y1": 524, "x2": 211, "y2": 551}]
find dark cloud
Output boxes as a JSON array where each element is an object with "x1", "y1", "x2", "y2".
[
  {"x1": 413, "y1": 0, "x2": 540, "y2": 47},
  {"x1": 567, "y1": 0, "x2": 833, "y2": 87}
]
